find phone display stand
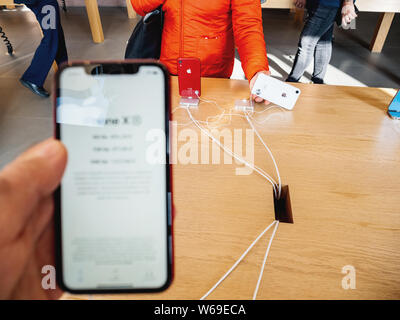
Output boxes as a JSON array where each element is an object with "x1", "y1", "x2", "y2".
[
  {"x1": 180, "y1": 97, "x2": 199, "y2": 107},
  {"x1": 273, "y1": 185, "x2": 294, "y2": 224},
  {"x1": 234, "y1": 99, "x2": 254, "y2": 112}
]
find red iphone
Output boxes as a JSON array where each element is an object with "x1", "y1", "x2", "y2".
[{"x1": 178, "y1": 58, "x2": 201, "y2": 98}]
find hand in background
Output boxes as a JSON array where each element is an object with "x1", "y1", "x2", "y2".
[
  {"x1": 250, "y1": 70, "x2": 271, "y2": 105},
  {"x1": 294, "y1": 0, "x2": 306, "y2": 9},
  {"x1": 342, "y1": 1, "x2": 357, "y2": 27},
  {"x1": 0, "y1": 139, "x2": 67, "y2": 300}
]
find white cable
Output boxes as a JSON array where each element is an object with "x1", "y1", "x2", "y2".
[
  {"x1": 196, "y1": 92, "x2": 226, "y2": 112},
  {"x1": 183, "y1": 95, "x2": 283, "y2": 299},
  {"x1": 250, "y1": 107, "x2": 286, "y2": 127},
  {"x1": 252, "y1": 220, "x2": 280, "y2": 300},
  {"x1": 185, "y1": 106, "x2": 279, "y2": 196},
  {"x1": 200, "y1": 220, "x2": 277, "y2": 300},
  {"x1": 171, "y1": 105, "x2": 211, "y2": 127},
  {"x1": 188, "y1": 95, "x2": 282, "y2": 197},
  {"x1": 198, "y1": 110, "x2": 281, "y2": 193},
  {"x1": 185, "y1": 103, "x2": 278, "y2": 188},
  {"x1": 245, "y1": 114, "x2": 282, "y2": 199},
  {"x1": 186, "y1": 106, "x2": 279, "y2": 196},
  {"x1": 186, "y1": 106, "x2": 278, "y2": 190}
]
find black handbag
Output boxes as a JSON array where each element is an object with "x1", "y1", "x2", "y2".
[{"x1": 125, "y1": 6, "x2": 164, "y2": 59}]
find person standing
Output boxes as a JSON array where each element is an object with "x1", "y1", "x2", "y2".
[
  {"x1": 15, "y1": 0, "x2": 68, "y2": 97},
  {"x1": 287, "y1": 0, "x2": 357, "y2": 84},
  {"x1": 131, "y1": 0, "x2": 271, "y2": 105}
]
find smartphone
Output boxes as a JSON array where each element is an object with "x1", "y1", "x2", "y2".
[
  {"x1": 54, "y1": 61, "x2": 173, "y2": 293},
  {"x1": 388, "y1": 89, "x2": 400, "y2": 120},
  {"x1": 178, "y1": 58, "x2": 201, "y2": 98},
  {"x1": 251, "y1": 73, "x2": 301, "y2": 110}
]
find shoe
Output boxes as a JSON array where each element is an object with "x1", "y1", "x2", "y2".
[
  {"x1": 285, "y1": 77, "x2": 299, "y2": 83},
  {"x1": 311, "y1": 77, "x2": 325, "y2": 85},
  {"x1": 19, "y1": 79, "x2": 50, "y2": 98}
]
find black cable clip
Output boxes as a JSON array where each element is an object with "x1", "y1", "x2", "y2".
[
  {"x1": 0, "y1": 26, "x2": 14, "y2": 56},
  {"x1": 273, "y1": 185, "x2": 294, "y2": 224}
]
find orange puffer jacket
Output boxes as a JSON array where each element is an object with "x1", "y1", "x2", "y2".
[{"x1": 131, "y1": 0, "x2": 269, "y2": 81}]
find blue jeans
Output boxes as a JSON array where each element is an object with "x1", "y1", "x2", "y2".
[
  {"x1": 20, "y1": 0, "x2": 68, "y2": 86},
  {"x1": 287, "y1": 3, "x2": 339, "y2": 83}
]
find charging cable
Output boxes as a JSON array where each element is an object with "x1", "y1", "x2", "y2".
[
  {"x1": 182, "y1": 95, "x2": 283, "y2": 299},
  {"x1": 201, "y1": 220, "x2": 279, "y2": 300},
  {"x1": 245, "y1": 113, "x2": 282, "y2": 198},
  {"x1": 186, "y1": 106, "x2": 279, "y2": 196},
  {"x1": 184, "y1": 98, "x2": 282, "y2": 198},
  {"x1": 252, "y1": 220, "x2": 279, "y2": 300},
  {"x1": 195, "y1": 92, "x2": 226, "y2": 113}
]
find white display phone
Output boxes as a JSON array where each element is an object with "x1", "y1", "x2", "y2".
[
  {"x1": 54, "y1": 61, "x2": 173, "y2": 293},
  {"x1": 251, "y1": 73, "x2": 301, "y2": 110}
]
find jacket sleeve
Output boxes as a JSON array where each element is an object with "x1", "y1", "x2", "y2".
[
  {"x1": 130, "y1": 0, "x2": 165, "y2": 16},
  {"x1": 231, "y1": 0, "x2": 269, "y2": 81}
]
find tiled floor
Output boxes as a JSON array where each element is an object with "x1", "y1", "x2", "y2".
[
  {"x1": 0, "y1": 7, "x2": 399, "y2": 168},
  {"x1": 0, "y1": 6, "x2": 136, "y2": 168}
]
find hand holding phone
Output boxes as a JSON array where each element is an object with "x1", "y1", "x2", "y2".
[
  {"x1": 251, "y1": 73, "x2": 301, "y2": 110},
  {"x1": 54, "y1": 61, "x2": 173, "y2": 293}
]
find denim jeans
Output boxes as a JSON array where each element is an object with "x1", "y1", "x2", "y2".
[
  {"x1": 20, "y1": 0, "x2": 68, "y2": 86},
  {"x1": 287, "y1": 3, "x2": 339, "y2": 84}
]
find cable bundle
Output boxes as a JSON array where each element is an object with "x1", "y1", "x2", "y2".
[
  {"x1": 173, "y1": 93, "x2": 287, "y2": 299},
  {"x1": 175, "y1": 93, "x2": 284, "y2": 198}
]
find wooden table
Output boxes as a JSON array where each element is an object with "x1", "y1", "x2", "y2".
[
  {"x1": 64, "y1": 78, "x2": 400, "y2": 300},
  {"x1": 94, "y1": 0, "x2": 400, "y2": 53},
  {"x1": 5, "y1": 0, "x2": 394, "y2": 50},
  {"x1": 82, "y1": 0, "x2": 136, "y2": 43},
  {"x1": 262, "y1": 0, "x2": 400, "y2": 53}
]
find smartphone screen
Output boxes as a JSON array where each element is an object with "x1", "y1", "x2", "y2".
[
  {"x1": 54, "y1": 62, "x2": 172, "y2": 293},
  {"x1": 388, "y1": 90, "x2": 400, "y2": 120}
]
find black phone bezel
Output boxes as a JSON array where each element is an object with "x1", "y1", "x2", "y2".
[{"x1": 53, "y1": 60, "x2": 173, "y2": 294}]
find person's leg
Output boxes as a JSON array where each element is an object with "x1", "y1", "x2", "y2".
[
  {"x1": 311, "y1": 25, "x2": 334, "y2": 84},
  {"x1": 20, "y1": 0, "x2": 61, "y2": 87},
  {"x1": 55, "y1": 15, "x2": 68, "y2": 65},
  {"x1": 287, "y1": 4, "x2": 338, "y2": 82}
]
